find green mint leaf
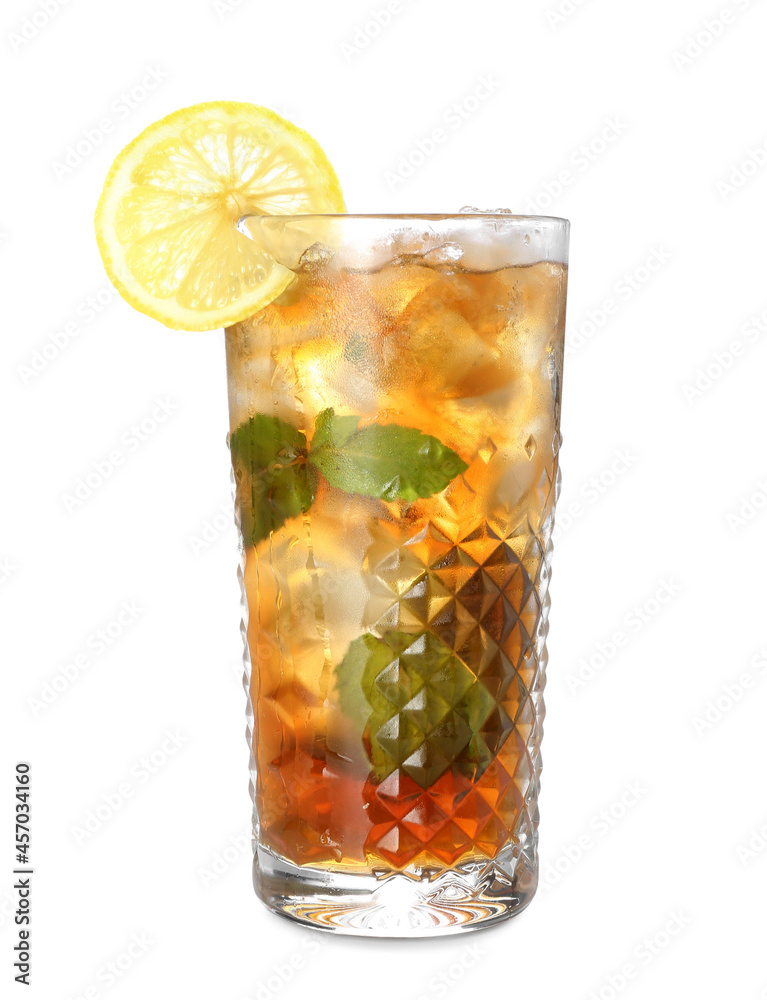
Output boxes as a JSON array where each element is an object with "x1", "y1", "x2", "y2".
[
  {"x1": 309, "y1": 408, "x2": 468, "y2": 502},
  {"x1": 229, "y1": 414, "x2": 311, "y2": 546},
  {"x1": 335, "y1": 631, "x2": 511, "y2": 788}
]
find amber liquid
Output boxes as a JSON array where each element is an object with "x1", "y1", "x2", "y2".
[{"x1": 226, "y1": 255, "x2": 567, "y2": 872}]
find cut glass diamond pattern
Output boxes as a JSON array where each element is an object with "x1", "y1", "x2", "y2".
[{"x1": 356, "y1": 455, "x2": 558, "y2": 869}]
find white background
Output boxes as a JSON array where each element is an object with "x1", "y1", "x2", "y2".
[{"x1": 3, "y1": 0, "x2": 767, "y2": 997}]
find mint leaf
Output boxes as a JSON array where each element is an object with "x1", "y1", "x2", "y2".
[
  {"x1": 229, "y1": 414, "x2": 311, "y2": 546},
  {"x1": 335, "y1": 632, "x2": 391, "y2": 730},
  {"x1": 229, "y1": 408, "x2": 468, "y2": 541},
  {"x1": 309, "y1": 408, "x2": 467, "y2": 502},
  {"x1": 335, "y1": 631, "x2": 511, "y2": 788}
]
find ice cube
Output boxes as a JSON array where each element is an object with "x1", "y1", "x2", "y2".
[
  {"x1": 297, "y1": 242, "x2": 336, "y2": 272},
  {"x1": 422, "y1": 242, "x2": 464, "y2": 265},
  {"x1": 363, "y1": 260, "x2": 441, "y2": 319}
]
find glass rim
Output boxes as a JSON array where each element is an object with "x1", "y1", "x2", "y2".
[{"x1": 240, "y1": 212, "x2": 570, "y2": 226}]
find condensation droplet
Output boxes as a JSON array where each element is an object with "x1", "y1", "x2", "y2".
[
  {"x1": 478, "y1": 437, "x2": 498, "y2": 463},
  {"x1": 459, "y1": 206, "x2": 514, "y2": 215}
]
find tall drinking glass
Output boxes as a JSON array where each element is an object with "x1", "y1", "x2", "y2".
[{"x1": 224, "y1": 214, "x2": 569, "y2": 935}]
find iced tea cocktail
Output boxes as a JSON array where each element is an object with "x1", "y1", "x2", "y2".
[
  {"x1": 225, "y1": 214, "x2": 569, "y2": 934},
  {"x1": 92, "y1": 104, "x2": 571, "y2": 937}
]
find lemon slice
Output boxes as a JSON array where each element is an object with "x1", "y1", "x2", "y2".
[{"x1": 95, "y1": 101, "x2": 345, "y2": 331}]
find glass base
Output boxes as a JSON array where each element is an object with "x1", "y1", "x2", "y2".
[{"x1": 253, "y1": 844, "x2": 538, "y2": 937}]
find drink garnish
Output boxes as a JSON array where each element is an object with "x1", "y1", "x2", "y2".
[
  {"x1": 230, "y1": 407, "x2": 468, "y2": 545},
  {"x1": 95, "y1": 101, "x2": 344, "y2": 330},
  {"x1": 335, "y1": 630, "x2": 511, "y2": 787}
]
